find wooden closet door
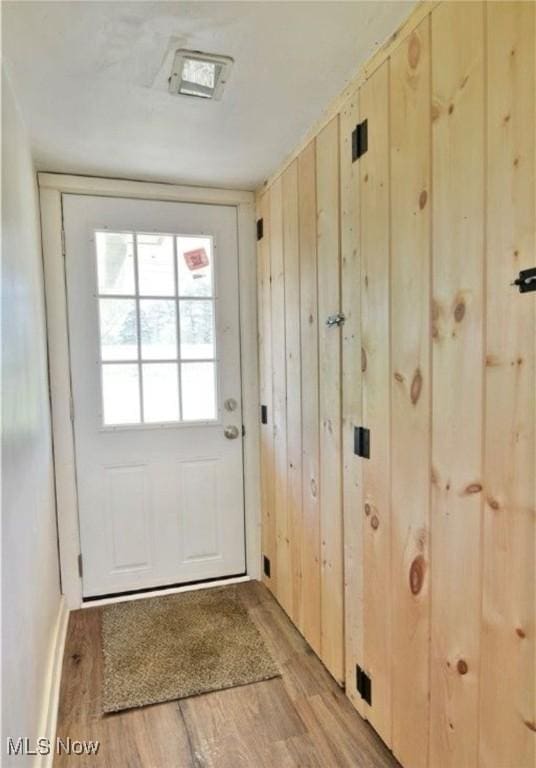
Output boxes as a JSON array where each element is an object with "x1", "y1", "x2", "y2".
[
  {"x1": 316, "y1": 116, "x2": 344, "y2": 683},
  {"x1": 298, "y1": 141, "x2": 322, "y2": 655}
]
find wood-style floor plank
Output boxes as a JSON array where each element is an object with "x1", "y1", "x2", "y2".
[{"x1": 54, "y1": 581, "x2": 397, "y2": 767}]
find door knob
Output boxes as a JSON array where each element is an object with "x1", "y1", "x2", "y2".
[{"x1": 224, "y1": 425, "x2": 240, "y2": 440}]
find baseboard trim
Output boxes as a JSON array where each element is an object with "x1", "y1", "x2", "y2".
[{"x1": 37, "y1": 596, "x2": 69, "y2": 768}]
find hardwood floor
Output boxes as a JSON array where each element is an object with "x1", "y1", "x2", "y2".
[{"x1": 54, "y1": 581, "x2": 398, "y2": 767}]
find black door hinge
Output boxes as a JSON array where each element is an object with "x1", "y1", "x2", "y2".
[
  {"x1": 356, "y1": 665, "x2": 372, "y2": 705},
  {"x1": 261, "y1": 404, "x2": 268, "y2": 424},
  {"x1": 352, "y1": 119, "x2": 368, "y2": 162},
  {"x1": 77, "y1": 553, "x2": 83, "y2": 578},
  {"x1": 513, "y1": 267, "x2": 536, "y2": 293},
  {"x1": 354, "y1": 426, "x2": 370, "y2": 459},
  {"x1": 263, "y1": 555, "x2": 271, "y2": 578},
  {"x1": 257, "y1": 218, "x2": 264, "y2": 241}
]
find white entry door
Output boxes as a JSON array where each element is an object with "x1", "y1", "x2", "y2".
[{"x1": 63, "y1": 195, "x2": 246, "y2": 597}]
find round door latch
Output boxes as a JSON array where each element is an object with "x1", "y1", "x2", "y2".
[
  {"x1": 224, "y1": 425, "x2": 240, "y2": 440},
  {"x1": 326, "y1": 312, "x2": 346, "y2": 328},
  {"x1": 224, "y1": 397, "x2": 238, "y2": 412}
]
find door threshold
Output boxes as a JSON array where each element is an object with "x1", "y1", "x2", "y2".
[{"x1": 82, "y1": 573, "x2": 250, "y2": 608}]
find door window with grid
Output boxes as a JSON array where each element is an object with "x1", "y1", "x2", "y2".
[{"x1": 95, "y1": 231, "x2": 217, "y2": 426}]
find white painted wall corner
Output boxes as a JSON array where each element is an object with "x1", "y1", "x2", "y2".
[{"x1": 36, "y1": 597, "x2": 69, "y2": 768}]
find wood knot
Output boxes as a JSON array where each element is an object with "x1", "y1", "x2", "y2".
[
  {"x1": 370, "y1": 514, "x2": 379, "y2": 530},
  {"x1": 454, "y1": 300, "x2": 465, "y2": 323},
  {"x1": 310, "y1": 478, "x2": 317, "y2": 498},
  {"x1": 410, "y1": 368, "x2": 423, "y2": 405},
  {"x1": 394, "y1": 371, "x2": 404, "y2": 383},
  {"x1": 409, "y1": 555, "x2": 426, "y2": 596},
  {"x1": 309, "y1": 313, "x2": 314, "y2": 325},
  {"x1": 416, "y1": 528, "x2": 427, "y2": 552},
  {"x1": 364, "y1": 502, "x2": 371, "y2": 516},
  {"x1": 71, "y1": 653, "x2": 82, "y2": 665},
  {"x1": 431, "y1": 102, "x2": 441, "y2": 122},
  {"x1": 408, "y1": 33, "x2": 421, "y2": 69},
  {"x1": 516, "y1": 627, "x2": 526, "y2": 639},
  {"x1": 457, "y1": 659, "x2": 468, "y2": 675},
  {"x1": 361, "y1": 347, "x2": 367, "y2": 373},
  {"x1": 419, "y1": 189, "x2": 428, "y2": 210},
  {"x1": 464, "y1": 483, "x2": 482, "y2": 495},
  {"x1": 524, "y1": 720, "x2": 536, "y2": 733},
  {"x1": 487, "y1": 496, "x2": 500, "y2": 510},
  {"x1": 448, "y1": 103, "x2": 455, "y2": 115}
]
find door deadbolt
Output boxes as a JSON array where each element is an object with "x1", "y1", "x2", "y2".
[{"x1": 224, "y1": 425, "x2": 240, "y2": 440}]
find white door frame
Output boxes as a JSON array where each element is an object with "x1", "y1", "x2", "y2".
[{"x1": 39, "y1": 173, "x2": 260, "y2": 609}]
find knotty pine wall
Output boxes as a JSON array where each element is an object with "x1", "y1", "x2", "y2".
[{"x1": 256, "y1": 2, "x2": 535, "y2": 767}]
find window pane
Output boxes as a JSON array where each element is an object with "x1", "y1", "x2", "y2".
[
  {"x1": 140, "y1": 300, "x2": 177, "y2": 360},
  {"x1": 137, "y1": 234, "x2": 175, "y2": 296},
  {"x1": 96, "y1": 232, "x2": 135, "y2": 295},
  {"x1": 181, "y1": 362, "x2": 216, "y2": 420},
  {"x1": 102, "y1": 364, "x2": 140, "y2": 425},
  {"x1": 142, "y1": 364, "x2": 179, "y2": 423},
  {"x1": 180, "y1": 300, "x2": 214, "y2": 360},
  {"x1": 99, "y1": 299, "x2": 138, "y2": 361},
  {"x1": 177, "y1": 237, "x2": 213, "y2": 297}
]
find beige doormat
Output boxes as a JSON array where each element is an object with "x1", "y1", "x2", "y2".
[{"x1": 101, "y1": 585, "x2": 280, "y2": 713}]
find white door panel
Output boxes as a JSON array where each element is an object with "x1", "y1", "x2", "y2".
[{"x1": 63, "y1": 194, "x2": 245, "y2": 597}]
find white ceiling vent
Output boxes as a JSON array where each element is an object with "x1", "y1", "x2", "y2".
[{"x1": 168, "y1": 50, "x2": 233, "y2": 100}]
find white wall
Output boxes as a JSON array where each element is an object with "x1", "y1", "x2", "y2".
[{"x1": 1, "y1": 66, "x2": 62, "y2": 764}]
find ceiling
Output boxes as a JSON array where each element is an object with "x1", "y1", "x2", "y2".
[{"x1": 2, "y1": 1, "x2": 413, "y2": 190}]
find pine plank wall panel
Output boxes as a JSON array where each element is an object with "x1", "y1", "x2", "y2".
[
  {"x1": 430, "y1": 3, "x2": 484, "y2": 766},
  {"x1": 298, "y1": 141, "x2": 322, "y2": 655},
  {"x1": 316, "y1": 116, "x2": 344, "y2": 684},
  {"x1": 480, "y1": 3, "x2": 535, "y2": 766},
  {"x1": 389, "y1": 18, "x2": 431, "y2": 768},
  {"x1": 256, "y1": 3, "x2": 535, "y2": 766},
  {"x1": 282, "y1": 160, "x2": 303, "y2": 625},
  {"x1": 257, "y1": 192, "x2": 276, "y2": 593},
  {"x1": 340, "y1": 89, "x2": 364, "y2": 716},
  {"x1": 269, "y1": 177, "x2": 292, "y2": 616},
  {"x1": 359, "y1": 61, "x2": 392, "y2": 747}
]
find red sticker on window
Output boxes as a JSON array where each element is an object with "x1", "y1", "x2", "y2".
[{"x1": 183, "y1": 247, "x2": 209, "y2": 271}]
